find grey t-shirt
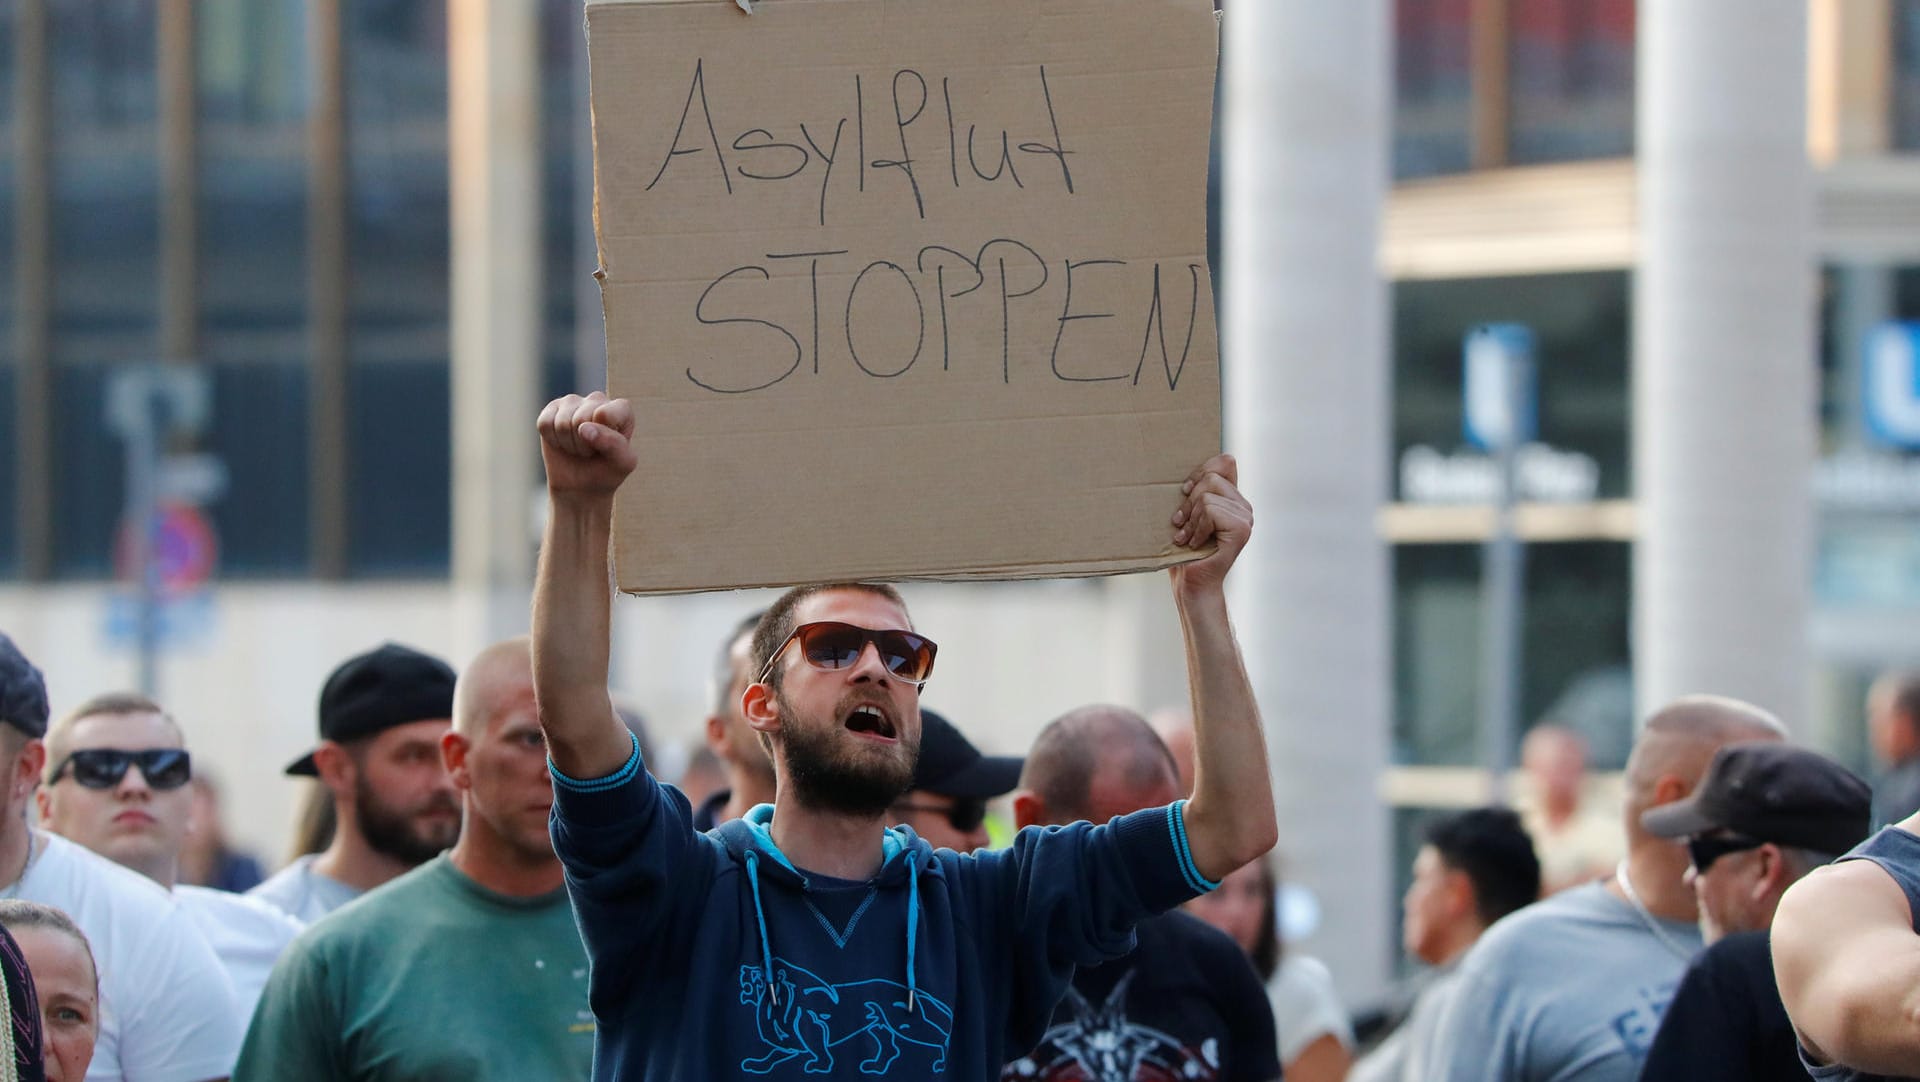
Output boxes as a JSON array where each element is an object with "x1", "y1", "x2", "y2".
[
  {"x1": 1350, "y1": 964, "x2": 1462, "y2": 1082},
  {"x1": 1427, "y1": 880, "x2": 1701, "y2": 1082},
  {"x1": 245, "y1": 854, "x2": 362, "y2": 924}
]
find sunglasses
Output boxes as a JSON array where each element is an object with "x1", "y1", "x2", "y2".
[
  {"x1": 759, "y1": 622, "x2": 938, "y2": 686},
  {"x1": 893, "y1": 798, "x2": 987, "y2": 835},
  {"x1": 1687, "y1": 833, "x2": 1764, "y2": 874},
  {"x1": 49, "y1": 748, "x2": 192, "y2": 792}
]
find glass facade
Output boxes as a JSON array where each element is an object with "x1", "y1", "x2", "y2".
[
  {"x1": 3, "y1": 1, "x2": 596, "y2": 583},
  {"x1": 1898, "y1": 0, "x2": 1920, "y2": 151},
  {"x1": 343, "y1": 3, "x2": 450, "y2": 575},
  {"x1": 48, "y1": 0, "x2": 160, "y2": 577},
  {"x1": 1507, "y1": 0, "x2": 1636, "y2": 165},
  {"x1": 1394, "y1": 541, "x2": 1633, "y2": 770},
  {"x1": 200, "y1": 0, "x2": 309, "y2": 575},
  {"x1": 1393, "y1": 272, "x2": 1632, "y2": 500},
  {"x1": 1394, "y1": 0, "x2": 1473, "y2": 179}
]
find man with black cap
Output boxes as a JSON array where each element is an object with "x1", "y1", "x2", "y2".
[
  {"x1": 0, "y1": 631, "x2": 243, "y2": 1080},
  {"x1": 886, "y1": 709, "x2": 1022, "y2": 853},
  {"x1": 1637, "y1": 742, "x2": 1872, "y2": 1082},
  {"x1": 249, "y1": 643, "x2": 460, "y2": 923}
]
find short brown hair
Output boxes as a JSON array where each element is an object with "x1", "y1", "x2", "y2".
[
  {"x1": 748, "y1": 584, "x2": 911, "y2": 691},
  {"x1": 45, "y1": 692, "x2": 184, "y2": 781}
]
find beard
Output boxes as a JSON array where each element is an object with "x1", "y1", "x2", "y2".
[
  {"x1": 355, "y1": 774, "x2": 460, "y2": 867},
  {"x1": 777, "y1": 691, "x2": 918, "y2": 819}
]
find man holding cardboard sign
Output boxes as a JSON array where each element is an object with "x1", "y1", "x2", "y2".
[{"x1": 531, "y1": 390, "x2": 1276, "y2": 1080}]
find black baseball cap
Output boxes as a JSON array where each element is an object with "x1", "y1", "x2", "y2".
[
  {"x1": 911, "y1": 709, "x2": 1022, "y2": 799},
  {"x1": 1642, "y1": 741, "x2": 1872, "y2": 856},
  {"x1": 285, "y1": 643, "x2": 457, "y2": 776},
  {"x1": 0, "y1": 633, "x2": 49, "y2": 739}
]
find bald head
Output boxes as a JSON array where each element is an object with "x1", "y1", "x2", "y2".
[
  {"x1": 453, "y1": 638, "x2": 534, "y2": 738},
  {"x1": 1018, "y1": 705, "x2": 1180, "y2": 826},
  {"x1": 1149, "y1": 707, "x2": 1196, "y2": 797},
  {"x1": 1625, "y1": 695, "x2": 1788, "y2": 839},
  {"x1": 1869, "y1": 671, "x2": 1920, "y2": 766}
]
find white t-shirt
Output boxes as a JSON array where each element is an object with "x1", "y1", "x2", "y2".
[
  {"x1": 4, "y1": 832, "x2": 243, "y2": 1081},
  {"x1": 176, "y1": 885, "x2": 304, "y2": 1024},
  {"x1": 1268, "y1": 954, "x2": 1355, "y2": 1066},
  {"x1": 245, "y1": 854, "x2": 361, "y2": 924}
]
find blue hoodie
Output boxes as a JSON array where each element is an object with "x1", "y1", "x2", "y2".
[{"x1": 550, "y1": 732, "x2": 1218, "y2": 1081}]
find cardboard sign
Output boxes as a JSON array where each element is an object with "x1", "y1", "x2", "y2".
[{"x1": 588, "y1": 0, "x2": 1221, "y2": 593}]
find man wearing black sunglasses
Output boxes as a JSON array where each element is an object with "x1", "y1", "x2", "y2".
[
  {"x1": 0, "y1": 633, "x2": 243, "y2": 1081},
  {"x1": 38, "y1": 693, "x2": 304, "y2": 1022},
  {"x1": 1637, "y1": 743, "x2": 1871, "y2": 1082},
  {"x1": 532, "y1": 391, "x2": 1276, "y2": 1082}
]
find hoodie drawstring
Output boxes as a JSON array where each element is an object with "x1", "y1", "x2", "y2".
[
  {"x1": 746, "y1": 851, "x2": 778, "y2": 1005},
  {"x1": 905, "y1": 850, "x2": 921, "y2": 1013}
]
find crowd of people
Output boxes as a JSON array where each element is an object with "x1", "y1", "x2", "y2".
[{"x1": 0, "y1": 394, "x2": 1915, "y2": 1080}]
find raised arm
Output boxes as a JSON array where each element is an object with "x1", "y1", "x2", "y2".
[
  {"x1": 532, "y1": 392, "x2": 641, "y2": 779},
  {"x1": 1773, "y1": 849, "x2": 1920, "y2": 1076},
  {"x1": 1168, "y1": 454, "x2": 1278, "y2": 882}
]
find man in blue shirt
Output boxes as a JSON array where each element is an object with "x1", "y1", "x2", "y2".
[{"x1": 530, "y1": 391, "x2": 1277, "y2": 1081}]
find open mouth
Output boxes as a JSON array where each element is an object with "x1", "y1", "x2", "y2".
[{"x1": 844, "y1": 704, "x2": 898, "y2": 741}]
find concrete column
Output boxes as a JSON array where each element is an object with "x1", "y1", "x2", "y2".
[
  {"x1": 1220, "y1": 0, "x2": 1393, "y2": 1005},
  {"x1": 1634, "y1": 2, "x2": 1815, "y2": 727},
  {"x1": 449, "y1": 0, "x2": 542, "y2": 654}
]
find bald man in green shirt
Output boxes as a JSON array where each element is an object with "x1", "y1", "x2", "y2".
[{"x1": 236, "y1": 639, "x2": 594, "y2": 1081}]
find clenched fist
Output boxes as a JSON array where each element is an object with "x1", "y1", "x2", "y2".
[
  {"x1": 537, "y1": 392, "x2": 637, "y2": 500},
  {"x1": 1168, "y1": 453, "x2": 1252, "y2": 599}
]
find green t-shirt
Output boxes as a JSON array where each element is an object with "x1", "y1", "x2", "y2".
[{"x1": 234, "y1": 854, "x2": 595, "y2": 1081}]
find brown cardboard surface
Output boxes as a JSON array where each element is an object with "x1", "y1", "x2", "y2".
[{"x1": 588, "y1": 0, "x2": 1221, "y2": 594}]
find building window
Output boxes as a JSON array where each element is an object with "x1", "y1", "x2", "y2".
[
  {"x1": 201, "y1": 0, "x2": 311, "y2": 575},
  {"x1": 1897, "y1": 0, "x2": 1920, "y2": 151},
  {"x1": 1393, "y1": 272, "x2": 1631, "y2": 501},
  {"x1": 1507, "y1": 0, "x2": 1636, "y2": 165},
  {"x1": 49, "y1": 0, "x2": 160, "y2": 578},
  {"x1": 344, "y1": 2, "x2": 450, "y2": 576},
  {"x1": 1395, "y1": 0, "x2": 1473, "y2": 179},
  {"x1": 0, "y1": 370, "x2": 14, "y2": 575},
  {"x1": 1393, "y1": 541, "x2": 1633, "y2": 769}
]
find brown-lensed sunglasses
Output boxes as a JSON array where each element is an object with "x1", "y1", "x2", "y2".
[{"x1": 758, "y1": 622, "x2": 938, "y2": 686}]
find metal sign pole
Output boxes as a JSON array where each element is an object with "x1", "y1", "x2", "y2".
[
  {"x1": 1466, "y1": 325, "x2": 1534, "y2": 805},
  {"x1": 123, "y1": 385, "x2": 162, "y2": 696}
]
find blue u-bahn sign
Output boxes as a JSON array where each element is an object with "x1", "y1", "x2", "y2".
[{"x1": 1866, "y1": 322, "x2": 1920, "y2": 451}]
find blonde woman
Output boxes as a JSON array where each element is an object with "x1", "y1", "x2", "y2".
[{"x1": 0, "y1": 901, "x2": 96, "y2": 1082}]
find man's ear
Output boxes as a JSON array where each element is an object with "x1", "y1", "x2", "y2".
[
  {"x1": 441, "y1": 731, "x2": 473, "y2": 792},
  {"x1": 1444, "y1": 868, "x2": 1478, "y2": 924},
  {"x1": 743, "y1": 681, "x2": 781, "y2": 737},
  {"x1": 1011, "y1": 789, "x2": 1044, "y2": 831},
  {"x1": 1756, "y1": 843, "x2": 1794, "y2": 900},
  {"x1": 14, "y1": 741, "x2": 44, "y2": 806},
  {"x1": 705, "y1": 714, "x2": 729, "y2": 755},
  {"x1": 33, "y1": 787, "x2": 50, "y2": 826},
  {"x1": 1651, "y1": 774, "x2": 1691, "y2": 808},
  {"x1": 312, "y1": 741, "x2": 356, "y2": 797}
]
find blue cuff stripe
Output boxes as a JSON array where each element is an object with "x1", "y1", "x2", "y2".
[
  {"x1": 1168, "y1": 800, "x2": 1221, "y2": 894},
  {"x1": 548, "y1": 730, "x2": 641, "y2": 793}
]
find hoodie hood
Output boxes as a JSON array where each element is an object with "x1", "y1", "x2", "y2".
[
  {"x1": 714, "y1": 804, "x2": 931, "y2": 889},
  {"x1": 713, "y1": 804, "x2": 943, "y2": 1014}
]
